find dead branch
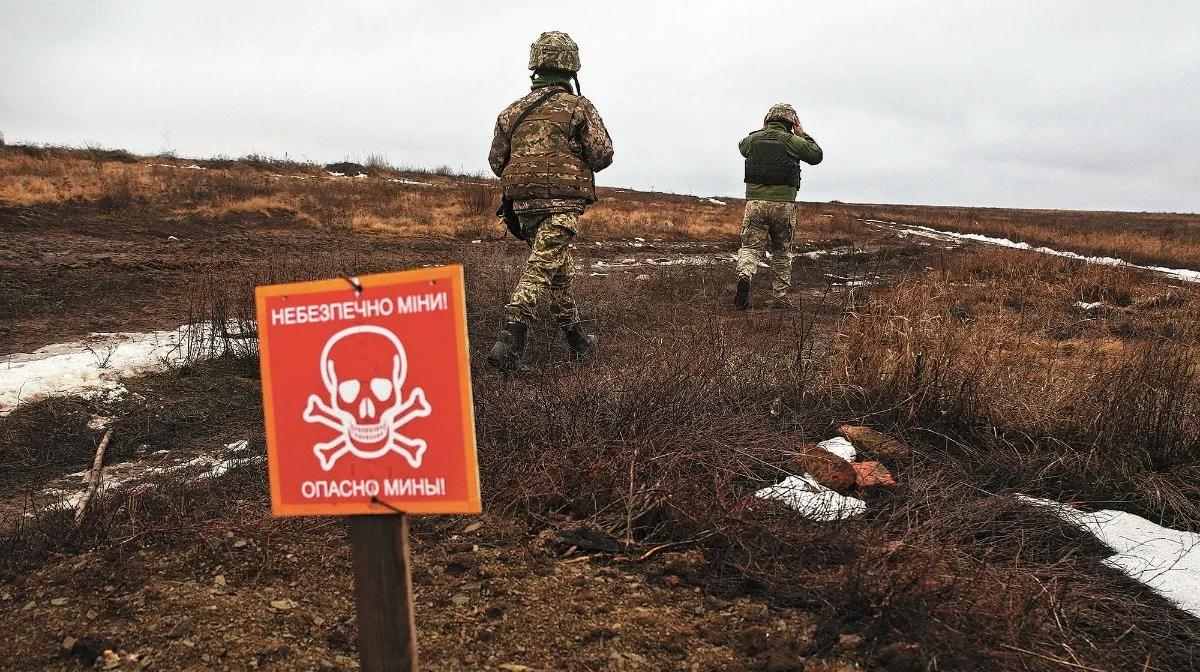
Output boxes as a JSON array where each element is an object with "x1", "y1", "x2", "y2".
[{"x1": 74, "y1": 425, "x2": 114, "y2": 527}]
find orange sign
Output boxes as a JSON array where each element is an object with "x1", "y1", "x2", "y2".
[{"x1": 255, "y1": 266, "x2": 479, "y2": 516}]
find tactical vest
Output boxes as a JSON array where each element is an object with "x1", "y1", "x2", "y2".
[
  {"x1": 744, "y1": 132, "x2": 801, "y2": 188},
  {"x1": 501, "y1": 94, "x2": 597, "y2": 202}
]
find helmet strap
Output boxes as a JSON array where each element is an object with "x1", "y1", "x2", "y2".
[{"x1": 572, "y1": 73, "x2": 581, "y2": 95}]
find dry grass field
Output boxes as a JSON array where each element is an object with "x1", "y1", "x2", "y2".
[{"x1": 2, "y1": 144, "x2": 1199, "y2": 671}]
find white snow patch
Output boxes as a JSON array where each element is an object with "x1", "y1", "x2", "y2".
[
  {"x1": 388, "y1": 178, "x2": 429, "y2": 186},
  {"x1": 702, "y1": 197, "x2": 727, "y2": 206},
  {"x1": 588, "y1": 253, "x2": 732, "y2": 271},
  {"x1": 145, "y1": 163, "x2": 208, "y2": 171},
  {"x1": 753, "y1": 435, "x2": 867, "y2": 520},
  {"x1": 0, "y1": 323, "x2": 238, "y2": 415},
  {"x1": 817, "y1": 437, "x2": 857, "y2": 461},
  {"x1": 1073, "y1": 301, "x2": 1104, "y2": 310},
  {"x1": 874, "y1": 221, "x2": 1200, "y2": 284},
  {"x1": 143, "y1": 440, "x2": 261, "y2": 480},
  {"x1": 755, "y1": 475, "x2": 866, "y2": 521},
  {"x1": 32, "y1": 439, "x2": 263, "y2": 516},
  {"x1": 1023, "y1": 496, "x2": 1200, "y2": 618}
]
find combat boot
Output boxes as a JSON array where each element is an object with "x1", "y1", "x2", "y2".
[
  {"x1": 734, "y1": 276, "x2": 751, "y2": 310},
  {"x1": 487, "y1": 321, "x2": 529, "y2": 372},
  {"x1": 561, "y1": 322, "x2": 597, "y2": 360},
  {"x1": 771, "y1": 297, "x2": 796, "y2": 310}
]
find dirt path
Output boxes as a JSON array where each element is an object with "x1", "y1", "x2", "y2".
[{"x1": 0, "y1": 201, "x2": 939, "y2": 357}]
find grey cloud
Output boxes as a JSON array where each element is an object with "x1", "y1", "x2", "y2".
[{"x1": 0, "y1": 0, "x2": 1196, "y2": 211}]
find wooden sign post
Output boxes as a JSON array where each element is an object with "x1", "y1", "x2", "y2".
[
  {"x1": 350, "y1": 514, "x2": 418, "y2": 671},
  {"x1": 255, "y1": 266, "x2": 480, "y2": 672}
]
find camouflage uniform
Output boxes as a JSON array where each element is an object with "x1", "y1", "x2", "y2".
[
  {"x1": 505, "y1": 212, "x2": 580, "y2": 325},
  {"x1": 487, "y1": 32, "x2": 613, "y2": 371},
  {"x1": 735, "y1": 103, "x2": 822, "y2": 306},
  {"x1": 488, "y1": 42, "x2": 613, "y2": 328},
  {"x1": 736, "y1": 200, "x2": 797, "y2": 299}
]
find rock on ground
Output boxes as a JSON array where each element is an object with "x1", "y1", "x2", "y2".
[
  {"x1": 837, "y1": 425, "x2": 911, "y2": 462},
  {"x1": 795, "y1": 445, "x2": 856, "y2": 493}
]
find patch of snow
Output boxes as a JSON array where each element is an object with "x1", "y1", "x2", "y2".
[
  {"x1": 1073, "y1": 301, "x2": 1104, "y2": 310},
  {"x1": 40, "y1": 488, "x2": 89, "y2": 512},
  {"x1": 0, "y1": 323, "x2": 239, "y2": 415},
  {"x1": 470, "y1": 239, "x2": 482, "y2": 244},
  {"x1": 588, "y1": 253, "x2": 730, "y2": 271},
  {"x1": 818, "y1": 437, "x2": 857, "y2": 461},
  {"x1": 1023, "y1": 496, "x2": 1200, "y2": 618},
  {"x1": 755, "y1": 475, "x2": 866, "y2": 521},
  {"x1": 354, "y1": 173, "x2": 368, "y2": 179},
  {"x1": 875, "y1": 221, "x2": 1200, "y2": 284},
  {"x1": 326, "y1": 171, "x2": 345, "y2": 177},
  {"x1": 144, "y1": 163, "x2": 208, "y2": 171},
  {"x1": 32, "y1": 439, "x2": 263, "y2": 516},
  {"x1": 704, "y1": 197, "x2": 727, "y2": 206},
  {"x1": 754, "y1": 435, "x2": 869, "y2": 520},
  {"x1": 388, "y1": 178, "x2": 429, "y2": 186}
]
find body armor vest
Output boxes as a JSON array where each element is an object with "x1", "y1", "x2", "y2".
[
  {"x1": 744, "y1": 132, "x2": 802, "y2": 187},
  {"x1": 502, "y1": 94, "x2": 597, "y2": 202}
]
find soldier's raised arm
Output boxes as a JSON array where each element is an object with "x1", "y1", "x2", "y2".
[
  {"x1": 575, "y1": 99, "x2": 613, "y2": 172},
  {"x1": 790, "y1": 131, "x2": 823, "y2": 165}
]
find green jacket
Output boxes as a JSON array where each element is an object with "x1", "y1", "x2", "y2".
[{"x1": 739, "y1": 121, "x2": 823, "y2": 202}]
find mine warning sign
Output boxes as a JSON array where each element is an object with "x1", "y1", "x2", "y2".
[{"x1": 255, "y1": 265, "x2": 480, "y2": 517}]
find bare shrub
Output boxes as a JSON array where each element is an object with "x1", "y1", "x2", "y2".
[
  {"x1": 460, "y1": 180, "x2": 500, "y2": 217},
  {"x1": 97, "y1": 166, "x2": 138, "y2": 210},
  {"x1": 364, "y1": 152, "x2": 394, "y2": 173}
]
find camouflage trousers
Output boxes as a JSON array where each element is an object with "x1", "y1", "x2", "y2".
[
  {"x1": 735, "y1": 200, "x2": 796, "y2": 299},
  {"x1": 504, "y1": 212, "x2": 580, "y2": 326}
]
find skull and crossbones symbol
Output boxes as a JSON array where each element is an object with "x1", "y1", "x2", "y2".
[{"x1": 302, "y1": 325, "x2": 432, "y2": 471}]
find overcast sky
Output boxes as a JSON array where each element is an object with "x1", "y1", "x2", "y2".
[{"x1": 2, "y1": 1, "x2": 1197, "y2": 212}]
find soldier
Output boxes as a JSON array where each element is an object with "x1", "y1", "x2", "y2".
[
  {"x1": 487, "y1": 31, "x2": 614, "y2": 372},
  {"x1": 734, "y1": 104, "x2": 823, "y2": 310}
]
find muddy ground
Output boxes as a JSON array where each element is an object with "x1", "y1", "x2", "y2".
[
  {"x1": 0, "y1": 196, "x2": 946, "y2": 671},
  {"x1": 3, "y1": 183, "x2": 1199, "y2": 672},
  {"x1": 0, "y1": 200, "x2": 926, "y2": 355}
]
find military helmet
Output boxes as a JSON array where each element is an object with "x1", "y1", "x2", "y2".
[
  {"x1": 528, "y1": 31, "x2": 581, "y2": 72},
  {"x1": 765, "y1": 103, "x2": 799, "y2": 128}
]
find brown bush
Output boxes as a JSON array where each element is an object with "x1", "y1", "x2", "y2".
[
  {"x1": 3, "y1": 237, "x2": 1200, "y2": 670},
  {"x1": 459, "y1": 179, "x2": 501, "y2": 217}
]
